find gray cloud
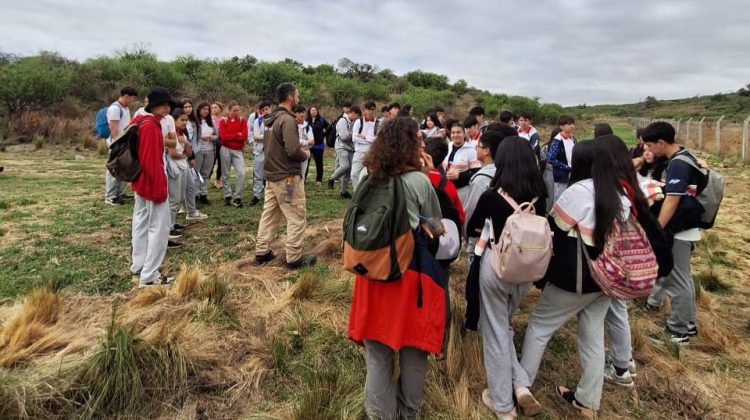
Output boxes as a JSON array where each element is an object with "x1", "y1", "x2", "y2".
[{"x1": 1, "y1": 0, "x2": 748, "y2": 105}]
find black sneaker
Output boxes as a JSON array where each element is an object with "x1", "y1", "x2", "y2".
[
  {"x1": 105, "y1": 198, "x2": 124, "y2": 206},
  {"x1": 250, "y1": 196, "x2": 261, "y2": 206},
  {"x1": 167, "y1": 240, "x2": 182, "y2": 249},
  {"x1": 340, "y1": 191, "x2": 352, "y2": 199},
  {"x1": 173, "y1": 223, "x2": 185, "y2": 230},
  {"x1": 687, "y1": 323, "x2": 698, "y2": 337},
  {"x1": 641, "y1": 302, "x2": 661, "y2": 313},
  {"x1": 199, "y1": 195, "x2": 210, "y2": 205},
  {"x1": 649, "y1": 326, "x2": 690, "y2": 345},
  {"x1": 327, "y1": 179, "x2": 335, "y2": 190},
  {"x1": 286, "y1": 254, "x2": 317, "y2": 270},
  {"x1": 255, "y1": 251, "x2": 276, "y2": 265},
  {"x1": 121, "y1": 193, "x2": 133, "y2": 199},
  {"x1": 233, "y1": 198, "x2": 243, "y2": 208},
  {"x1": 169, "y1": 229, "x2": 184, "y2": 239},
  {"x1": 224, "y1": 197, "x2": 232, "y2": 206}
]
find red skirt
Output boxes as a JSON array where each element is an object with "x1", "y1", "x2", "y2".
[{"x1": 348, "y1": 234, "x2": 446, "y2": 355}]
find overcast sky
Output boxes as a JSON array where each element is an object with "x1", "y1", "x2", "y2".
[{"x1": 2, "y1": 0, "x2": 748, "y2": 106}]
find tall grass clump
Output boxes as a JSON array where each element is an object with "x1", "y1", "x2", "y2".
[
  {"x1": 192, "y1": 277, "x2": 237, "y2": 326},
  {"x1": 74, "y1": 307, "x2": 192, "y2": 419}
]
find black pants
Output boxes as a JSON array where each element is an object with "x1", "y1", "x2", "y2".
[
  {"x1": 308, "y1": 148, "x2": 325, "y2": 182},
  {"x1": 210, "y1": 141, "x2": 222, "y2": 181}
]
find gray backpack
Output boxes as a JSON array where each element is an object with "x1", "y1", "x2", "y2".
[{"x1": 672, "y1": 155, "x2": 724, "y2": 229}]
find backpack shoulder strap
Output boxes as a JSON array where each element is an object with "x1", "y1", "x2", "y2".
[
  {"x1": 672, "y1": 154, "x2": 704, "y2": 171},
  {"x1": 358, "y1": 117, "x2": 364, "y2": 134},
  {"x1": 497, "y1": 188, "x2": 521, "y2": 212},
  {"x1": 437, "y1": 173, "x2": 447, "y2": 192}
]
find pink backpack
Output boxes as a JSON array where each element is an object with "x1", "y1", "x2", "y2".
[
  {"x1": 577, "y1": 214, "x2": 658, "y2": 299},
  {"x1": 488, "y1": 190, "x2": 553, "y2": 284}
]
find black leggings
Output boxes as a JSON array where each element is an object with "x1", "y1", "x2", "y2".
[
  {"x1": 309, "y1": 148, "x2": 325, "y2": 182},
  {"x1": 211, "y1": 141, "x2": 222, "y2": 181}
]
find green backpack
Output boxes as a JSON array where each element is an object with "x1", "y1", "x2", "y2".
[{"x1": 342, "y1": 173, "x2": 415, "y2": 281}]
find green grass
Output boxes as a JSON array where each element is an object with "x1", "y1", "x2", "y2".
[{"x1": 0, "y1": 150, "x2": 350, "y2": 299}]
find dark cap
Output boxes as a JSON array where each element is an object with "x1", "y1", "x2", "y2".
[{"x1": 145, "y1": 87, "x2": 177, "y2": 112}]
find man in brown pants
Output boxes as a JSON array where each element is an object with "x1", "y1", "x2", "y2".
[{"x1": 254, "y1": 82, "x2": 317, "y2": 269}]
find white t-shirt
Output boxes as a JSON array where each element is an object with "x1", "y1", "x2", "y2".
[
  {"x1": 563, "y1": 138, "x2": 575, "y2": 167},
  {"x1": 106, "y1": 101, "x2": 130, "y2": 145},
  {"x1": 161, "y1": 115, "x2": 176, "y2": 139},
  {"x1": 134, "y1": 107, "x2": 147, "y2": 117},
  {"x1": 199, "y1": 120, "x2": 216, "y2": 152},
  {"x1": 174, "y1": 136, "x2": 189, "y2": 171}
]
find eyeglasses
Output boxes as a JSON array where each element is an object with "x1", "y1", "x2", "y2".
[{"x1": 476, "y1": 144, "x2": 487, "y2": 149}]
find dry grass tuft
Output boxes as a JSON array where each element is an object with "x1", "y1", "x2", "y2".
[
  {"x1": 175, "y1": 265, "x2": 201, "y2": 298},
  {"x1": 313, "y1": 237, "x2": 342, "y2": 259},
  {"x1": 128, "y1": 287, "x2": 167, "y2": 307},
  {"x1": 0, "y1": 285, "x2": 81, "y2": 367},
  {"x1": 693, "y1": 316, "x2": 739, "y2": 353},
  {"x1": 289, "y1": 271, "x2": 319, "y2": 301},
  {"x1": 198, "y1": 277, "x2": 230, "y2": 305}
]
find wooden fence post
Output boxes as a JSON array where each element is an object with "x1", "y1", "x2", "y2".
[
  {"x1": 686, "y1": 118, "x2": 693, "y2": 146},
  {"x1": 742, "y1": 115, "x2": 750, "y2": 161},
  {"x1": 715, "y1": 115, "x2": 725, "y2": 156},
  {"x1": 698, "y1": 117, "x2": 706, "y2": 150}
]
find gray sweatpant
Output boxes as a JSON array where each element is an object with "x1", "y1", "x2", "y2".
[
  {"x1": 184, "y1": 167, "x2": 196, "y2": 215},
  {"x1": 363, "y1": 340, "x2": 428, "y2": 420},
  {"x1": 659, "y1": 239, "x2": 696, "y2": 334},
  {"x1": 520, "y1": 284, "x2": 611, "y2": 410},
  {"x1": 351, "y1": 150, "x2": 367, "y2": 191},
  {"x1": 478, "y1": 257, "x2": 533, "y2": 413},
  {"x1": 252, "y1": 151, "x2": 265, "y2": 199},
  {"x1": 329, "y1": 148, "x2": 353, "y2": 193},
  {"x1": 221, "y1": 148, "x2": 245, "y2": 199},
  {"x1": 604, "y1": 299, "x2": 632, "y2": 370},
  {"x1": 542, "y1": 165, "x2": 554, "y2": 213},
  {"x1": 105, "y1": 170, "x2": 125, "y2": 201},
  {"x1": 194, "y1": 149, "x2": 215, "y2": 196},
  {"x1": 168, "y1": 168, "x2": 186, "y2": 227},
  {"x1": 130, "y1": 194, "x2": 170, "y2": 285}
]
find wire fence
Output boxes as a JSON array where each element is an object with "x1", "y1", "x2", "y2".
[{"x1": 632, "y1": 115, "x2": 750, "y2": 160}]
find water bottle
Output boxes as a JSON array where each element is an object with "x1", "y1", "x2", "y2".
[{"x1": 285, "y1": 176, "x2": 295, "y2": 203}]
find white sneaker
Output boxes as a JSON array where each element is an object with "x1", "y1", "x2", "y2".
[
  {"x1": 138, "y1": 275, "x2": 174, "y2": 288},
  {"x1": 482, "y1": 389, "x2": 517, "y2": 419},
  {"x1": 605, "y1": 350, "x2": 637, "y2": 377},
  {"x1": 604, "y1": 364, "x2": 634, "y2": 387},
  {"x1": 177, "y1": 205, "x2": 186, "y2": 214},
  {"x1": 185, "y1": 210, "x2": 208, "y2": 221}
]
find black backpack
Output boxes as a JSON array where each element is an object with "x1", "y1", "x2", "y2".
[
  {"x1": 325, "y1": 115, "x2": 345, "y2": 148},
  {"x1": 106, "y1": 123, "x2": 143, "y2": 182}
]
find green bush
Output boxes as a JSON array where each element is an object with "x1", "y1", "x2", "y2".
[
  {"x1": 0, "y1": 55, "x2": 74, "y2": 114},
  {"x1": 0, "y1": 50, "x2": 566, "y2": 122}
]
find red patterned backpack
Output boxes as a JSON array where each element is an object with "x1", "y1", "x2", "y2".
[{"x1": 577, "y1": 214, "x2": 658, "y2": 299}]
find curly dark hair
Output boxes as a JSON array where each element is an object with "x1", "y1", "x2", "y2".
[{"x1": 364, "y1": 117, "x2": 422, "y2": 180}]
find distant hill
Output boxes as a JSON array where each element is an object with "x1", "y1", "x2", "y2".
[{"x1": 569, "y1": 85, "x2": 750, "y2": 124}]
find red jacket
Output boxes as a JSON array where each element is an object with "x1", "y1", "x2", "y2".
[
  {"x1": 428, "y1": 169, "x2": 465, "y2": 226},
  {"x1": 131, "y1": 114, "x2": 168, "y2": 203},
  {"x1": 219, "y1": 117, "x2": 248, "y2": 150}
]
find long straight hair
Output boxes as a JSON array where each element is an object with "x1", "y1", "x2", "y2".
[
  {"x1": 568, "y1": 140, "x2": 597, "y2": 185},
  {"x1": 590, "y1": 135, "x2": 649, "y2": 247},
  {"x1": 598, "y1": 135, "x2": 650, "y2": 216},
  {"x1": 195, "y1": 101, "x2": 213, "y2": 127},
  {"x1": 491, "y1": 137, "x2": 547, "y2": 202}
]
